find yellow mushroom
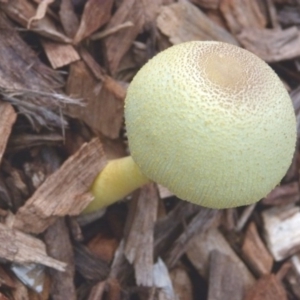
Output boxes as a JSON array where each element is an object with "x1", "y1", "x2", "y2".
[{"x1": 83, "y1": 41, "x2": 296, "y2": 213}]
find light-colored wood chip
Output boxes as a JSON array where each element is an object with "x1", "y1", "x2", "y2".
[
  {"x1": 242, "y1": 222, "x2": 273, "y2": 276},
  {"x1": 41, "y1": 40, "x2": 80, "y2": 69},
  {"x1": 124, "y1": 183, "x2": 158, "y2": 287},
  {"x1": 156, "y1": 0, "x2": 238, "y2": 45},
  {"x1": 13, "y1": 138, "x2": 107, "y2": 234},
  {"x1": 262, "y1": 204, "x2": 300, "y2": 261},
  {"x1": 0, "y1": 101, "x2": 16, "y2": 164},
  {"x1": 0, "y1": 223, "x2": 66, "y2": 271}
]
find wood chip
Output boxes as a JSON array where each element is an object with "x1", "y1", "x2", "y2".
[
  {"x1": 104, "y1": 0, "x2": 161, "y2": 74},
  {"x1": 156, "y1": 0, "x2": 238, "y2": 45},
  {"x1": 244, "y1": 274, "x2": 287, "y2": 300},
  {"x1": 124, "y1": 183, "x2": 158, "y2": 287},
  {"x1": 80, "y1": 49, "x2": 127, "y2": 101},
  {"x1": 1, "y1": 0, "x2": 71, "y2": 43},
  {"x1": 13, "y1": 138, "x2": 107, "y2": 234},
  {"x1": 262, "y1": 204, "x2": 300, "y2": 261},
  {"x1": 41, "y1": 40, "x2": 80, "y2": 69},
  {"x1": 0, "y1": 222, "x2": 66, "y2": 271},
  {"x1": 66, "y1": 61, "x2": 124, "y2": 139},
  {"x1": 186, "y1": 228, "x2": 255, "y2": 290},
  {"x1": 59, "y1": 0, "x2": 79, "y2": 38},
  {"x1": 238, "y1": 27, "x2": 300, "y2": 62},
  {"x1": 170, "y1": 265, "x2": 193, "y2": 300},
  {"x1": 27, "y1": 0, "x2": 54, "y2": 29},
  {"x1": 73, "y1": 0, "x2": 113, "y2": 44},
  {"x1": 0, "y1": 101, "x2": 16, "y2": 164},
  {"x1": 219, "y1": 0, "x2": 267, "y2": 34},
  {"x1": 0, "y1": 13, "x2": 78, "y2": 129},
  {"x1": 242, "y1": 222, "x2": 273, "y2": 276},
  {"x1": 44, "y1": 218, "x2": 76, "y2": 300},
  {"x1": 207, "y1": 250, "x2": 245, "y2": 300}
]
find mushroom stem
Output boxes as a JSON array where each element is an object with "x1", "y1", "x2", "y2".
[{"x1": 83, "y1": 156, "x2": 150, "y2": 214}]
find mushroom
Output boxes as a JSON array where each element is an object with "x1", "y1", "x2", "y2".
[{"x1": 83, "y1": 41, "x2": 296, "y2": 214}]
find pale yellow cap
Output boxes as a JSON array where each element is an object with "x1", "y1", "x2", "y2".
[{"x1": 125, "y1": 41, "x2": 296, "y2": 209}]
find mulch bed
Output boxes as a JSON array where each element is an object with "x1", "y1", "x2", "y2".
[{"x1": 0, "y1": 0, "x2": 300, "y2": 299}]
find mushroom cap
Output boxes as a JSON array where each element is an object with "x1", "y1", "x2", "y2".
[{"x1": 124, "y1": 41, "x2": 296, "y2": 209}]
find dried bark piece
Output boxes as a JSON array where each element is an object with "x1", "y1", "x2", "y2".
[
  {"x1": 27, "y1": 0, "x2": 54, "y2": 28},
  {"x1": 237, "y1": 27, "x2": 300, "y2": 62},
  {"x1": 0, "y1": 13, "x2": 78, "y2": 129},
  {"x1": 59, "y1": 0, "x2": 79, "y2": 38},
  {"x1": 13, "y1": 138, "x2": 106, "y2": 234},
  {"x1": 242, "y1": 222, "x2": 273, "y2": 276},
  {"x1": 262, "y1": 204, "x2": 300, "y2": 261},
  {"x1": 44, "y1": 218, "x2": 76, "y2": 300},
  {"x1": 219, "y1": 0, "x2": 266, "y2": 34},
  {"x1": 73, "y1": 0, "x2": 113, "y2": 44},
  {"x1": 1, "y1": 0, "x2": 71, "y2": 43},
  {"x1": 156, "y1": 0, "x2": 238, "y2": 45},
  {"x1": 262, "y1": 181, "x2": 300, "y2": 206},
  {"x1": 169, "y1": 265, "x2": 193, "y2": 300},
  {"x1": 41, "y1": 40, "x2": 80, "y2": 69},
  {"x1": 244, "y1": 274, "x2": 287, "y2": 300},
  {"x1": 186, "y1": 228, "x2": 255, "y2": 290},
  {"x1": 0, "y1": 223, "x2": 66, "y2": 271},
  {"x1": 104, "y1": 0, "x2": 161, "y2": 74},
  {"x1": 66, "y1": 61, "x2": 124, "y2": 139},
  {"x1": 124, "y1": 183, "x2": 158, "y2": 287},
  {"x1": 207, "y1": 250, "x2": 245, "y2": 300},
  {"x1": 0, "y1": 101, "x2": 16, "y2": 163}
]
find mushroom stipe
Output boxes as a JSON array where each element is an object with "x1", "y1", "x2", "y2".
[{"x1": 83, "y1": 41, "x2": 296, "y2": 214}]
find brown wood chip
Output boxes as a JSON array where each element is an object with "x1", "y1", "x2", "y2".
[
  {"x1": 13, "y1": 138, "x2": 107, "y2": 234},
  {"x1": 0, "y1": 101, "x2": 16, "y2": 164}
]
